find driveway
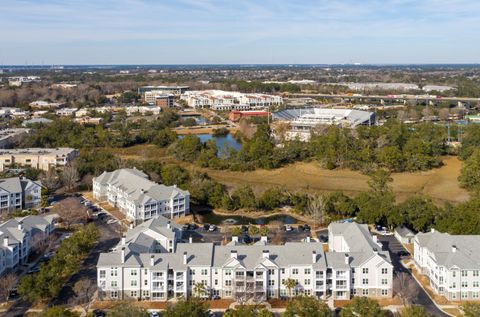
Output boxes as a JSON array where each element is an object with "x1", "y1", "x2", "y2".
[{"x1": 378, "y1": 235, "x2": 450, "y2": 317}]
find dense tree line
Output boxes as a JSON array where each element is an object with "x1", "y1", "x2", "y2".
[
  {"x1": 170, "y1": 122, "x2": 447, "y2": 173},
  {"x1": 18, "y1": 224, "x2": 98, "y2": 303}
]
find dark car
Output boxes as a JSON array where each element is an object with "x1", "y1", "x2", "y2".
[
  {"x1": 397, "y1": 250, "x2": 411, "y2": 257},
  {"x1": 188, "y1": 223, "x2": 198, "y2": 230},
  {"x1": 182, "y1": 224, "x2": 189, "y2": 231},
  {"x1": 319, "y1": 235, "x2": 328, "y2": 243},
  {"x1": 242, "y1": 234, "x2": 252, "y2": 244},
  {"x1": 203, "y1": 223, "x2": 211, "y2": 231},
  {"x1": 303, "y1": 224, "x2": 311, "y2": 232},
  {"x1": 8, "y1": 288, "x2": 19, "y2": 299},
  {"x1": 92, "y1": 309, "x2": 106, "y2": 317},
  {"x1": 241, "y1": 225, "x2": 248, "y2": 233}
]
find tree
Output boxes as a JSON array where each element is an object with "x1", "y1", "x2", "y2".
[
  {"x1": 368, "y1": 169, "x2": 393, "y2": 194},
  {"x1": 232, "y1": 185, "x2": 257, "y2": 210},
  {"x1": 283, "y1": 278, "x2": 297, "y2": 298},
  {"x1": 283, "y1": 295, "x2": 331, "y2": 317},
  {"x1": 62, "y1": 163, "x2": 79, "y2": 192},
  {"x1": 0, "y1": 273, "x2": 17, "y2": 301},
  {"x1": 51, "y1": 197, "x2": 88, "y2": 229},
  {"x1": 72, "y1": 278, "x2": 97, "y2": 315},
  {"x1": 161, "y1": 165, "x2": 190, "y2": 187},
  {"x1": 397, "y1": 306, "x2": 430, "y2": 317},
  {"x1": 30, "y1": 233, "x2": 55, "y2": 256},
  {"x1": 394, "y1": 272, "x2": 418, "y2": 307},
  {"x1": 340, "y1": 297, "x2": 386, "y2": 317},
  {"x1": 164, "y1": 297, "x2": 210, "y2": 317},
  {"x1": 40, "y1": 306, "x2": 79, "y2": 317},
  {"x1": 40, "y1": 168, "x2": 60, "y2": 192},
  {"x1": 193, "y1": 281, "x2": 207, "y2": 298},
  {"x1": 459, "y1": 148, "x2": 480, "y2": 193},
  {"x1": 395, "y1": 197, "x2": 439, "y2": 232},
  {"x1": 462, "y1": 302, "x2": 480, "y2": 317},
  {"x1": 306, "y1": 194, "x2": 327, "y2": 228},
  {"x1": 107, "y1": 301, "x2": 150, "y2": 317}
]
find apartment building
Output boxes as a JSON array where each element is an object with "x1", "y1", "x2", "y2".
[
  {"x1": 143, "y1": 92, "x2": 174, "y2": 108},
  {"x1": 96, "y1": 221, "x2": 392, "y2": 302},
  {"x1": 138, "y1": 86, "x2": 189, "y2": 96},
  {"x1": 0, "y1": 214, "x2": 57, "y2": 275},
  {"x1": 55, "y1": 108, "x2": 78, "y2": 117},
  {"x1": 93, "y1": 168, "x2": 190, "y2": 222},
  {"x1": 0, "y1": 148, "x2": 79, "y2": 172},
  {"x1": 0, "y1": 177, "x2": 42, "y2": 214},
  {"x1": 180, "y1": 90, "x2": 283, "y2": 110},
  {"x1": 0, "y1": 129, "x2": 29, "y2": 149},
  {"x1": 414, "y1": 229, "x2": 480, "y2": 301},
  {"x1": 29, "y1": 101, "x2": 64, "y2": 109}
]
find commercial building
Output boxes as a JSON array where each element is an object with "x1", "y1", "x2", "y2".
[
  {"x1": 96, "y1": 221, "x2": 392, "y2": 302},
  {"x1": 414, "y1": 230, "x2": 480, "y2": 301},
  {"x1": 273, "y1": 108, "x2": 375, "y2": 141},
  {"x1": 143, "y1": 92, "x2": 174, "y2": 108},
  {"x1": 138, "y1": 86, "x2": 189, "y2": 96},
  {"x1": 0, "y1": 214, "x2": 57, "y2": 275},
  {"x1": 55, "y1": 108, "x2": 78, "y2": 117},
  {"x1": 0, "y1": 129, "x2": 29, "y2": 149},
  {"x1": 0, "y1": 177, "x2": 42, "y2": 214},
  {"x1": 29, "y1": 101, "x2": 64, "y2": 109},
  {"x1": 0, "y1": 148, "x2": 79, "y2": 172},
  {"x1": 181, "y1": 90, "x2": 282, "y2": 110},
  {"x1": 228, "y1": 111, "x2": 270, "y2": 122},
  {"x1": 93, "y1": 168, "x2": 190, "y2": 222}
]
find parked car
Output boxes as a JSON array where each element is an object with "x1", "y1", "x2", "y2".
[
  {"x1": 303, "y1": 224, "x2": 311, "y2": 232},
  {"x1": 241, "y1": 225, "x2": 248, "y2": 233},
  {"x1": 397, "y1": 250, "x2": 411, "y2": 257},
  {"x1": 150, "y1": 312, "x2": 160, "y2": 317},
  {"x1": 8, "y1": 288, "x2": 19, "y2": 300},
  {"x1": 319, "y1": 235, "x2": 328, "y2": 243},
  {"x1": 188, "y1": 223, "x2": 198, "y2": 230},
  {"x1": 208, "y1": 225, "x2": 217, "y2": 232},
  {"x1": 203, "y1": 223, "x2": 210, "y2": 231},
  {"x1": 182, "y1": 224, "x2": 189, "y2": 231},
  {"x1": 242, "y1": 234, "x2": 252, "y2": 244},
  {"x1": 207, "y1": 310, "x2": 215, "y2": 317},
  {"x1": 107, "y1": 219, "x2": 118, "y2": 224},
  {"x1": 285, "y1": 225, "x2": 293, "y2": 232}
]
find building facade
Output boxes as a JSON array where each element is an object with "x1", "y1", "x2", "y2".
[
  {"x1": 0, "y1": 148, "x2": 79, "y2": 172},
  {"x1": 414, "y1": 230, "x2": 480, "y2": 301},
  {"x1": 93, "y1": 168, "x2": 190, "y2": 222},
  {"x1": 0, "y1": 214, "x2": 57, "y2": 275},
  {"x1": 143, "y1": 92, "x2": 174, "y2": 108},
  {"x1": 180, "y1": 90, "x2": 282, "y2": 110},
  {"x1": 96, "y1": 221, "x2": 392, "y2": 302},
  {"x1": 0, "y1": 177, "x2": 42, "y2": 214}
]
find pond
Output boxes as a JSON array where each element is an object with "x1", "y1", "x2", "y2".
[
  {"x1": 181, "y1": 115, "x2": 207, "y2": 125},
  {"x1": 197, "y1": 211, "x2": 300, "y2": 225},
  {"x1": 179, "y1": 133, "x2": 242, "y2": 155}
]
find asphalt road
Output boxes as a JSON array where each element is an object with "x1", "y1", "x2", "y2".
[
  {"x1": 378, "y1": 235, "x2": 450, "y2": 317},
  {"x1": 3, "y1": 218, "x2": 121, "y2": 317}
]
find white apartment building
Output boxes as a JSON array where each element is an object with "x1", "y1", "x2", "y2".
[
  {"x1": 93, "y1": 168, "x2": 190, "y2": 222},
  {"x1": 55, "y1": 108, "x2": 78, "y2": 117},
  {"x1": 96, "y1": 221, "x2": 392, "y2": 302},
  {"x1": 0, "y1": 177, "x2": 42, "y2": 214},
  {"x1": 0, "y1": 214, "x2": 57, "y2": 275},
  {"x1": 414, "y1": 229, "x2": 480, "y2": 301},
  {"x1": 0, "y1": 148, "x2": 79, "y2": 172},
  {"x1": 180, "y1": 90, "x2": 282, "y2": 110}
]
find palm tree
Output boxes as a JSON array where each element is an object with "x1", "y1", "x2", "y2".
[
  {"x1": 193, "y1": 282, "x2": 207, "y2": 298},
  {"x1": 283, "y1": 278, "x2": 297, "y2": 299}
]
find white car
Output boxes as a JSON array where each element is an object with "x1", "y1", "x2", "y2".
[
  {"x1": 107, "y1": 219, "x2": 118, "y2": 224},
  {"x1": 285, "y1": 225, "x2": 293, "y2": 232},
  {"x1": 150, "y1": 312, "x2": 160, "y2": 317}
]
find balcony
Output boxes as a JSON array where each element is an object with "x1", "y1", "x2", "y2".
[{"x1": 152, "y1": 286, "x2": 165, "y2": 291}]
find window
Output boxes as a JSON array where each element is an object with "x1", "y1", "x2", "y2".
[
  {"x1": 201, "y1": 269, "x2": 208, "y2": 275},
  {"x1": 462, "y1": 281, "x2": 468, "y2": 288},
  {"x1": 474, "y1": 281, "x2": 479, "y2": 288},
  {"x1": 144, "y1": 280, "x2": 148, "y2": 286},
  {"x1": 268, "y1": 269, "x2": 275, "y2": 275},
  {"x1": 381, "y1": 289, "x2": 388, "y2": 296},
  {"x1": 362, "y1": 268, "x2": 369, "y2": 274},
  {"x1": 473, "y1": 292, "x2": 479, "y2": 299},
  {"x1": 225, "y1": 280, "x2": 232, "y2": 286},
  {"x1": 381, "y1": 279, "x2": 388, "y2": 285},
  {"x1": 99, "y1": 270, "x2": 106, "y2": 278},
  {"x1": 130, "y1": 291, "x2": 137, "y2": 297},
  {"x1": 111, "y1": 291, "x2": 118, "y2": 298},
  {"x1": 362, "y1": 289, "x2": 369, "y2": 295},
  {"x1": 304, "y1": 268, "x2": 311, "y2": 275},
  {"x1": 462, "y1": 270, "x2": 468, "y2": 277},
  {"x1": 462, "y1": 292, "x2": 468, "y2": 299},
  {"x1": 269, "y1": 280, "x2": 275, "y2": 286},
  {"x1": 292, "y1": 268, "x2": 299, "y2": 275},
  {"x1": 225, "y1": 270, "x2": 232, "y2": 276},
  {"x1": 236, "y1": 271, "x2": 244, "y2": 277},
  {"x1": 304, "y1": 279, "x2": 311, "y2": 285},
  {"x1": 362, "y1": 279, "x2": 369, "y2": 285},
  {"x1": 452, "y1": 271, "x2": 457, "y2": 278},
  {"x1": 281, "y1": 268, "x2": 285, "y2": 274},
  {"x1": 131, "y1": 270, "x2": 137, "y2": 276},
  {"x1": 111, "y1": 281, "x2": 117, "y2": 287},
  {"x1": 190, "y1": 269, "x2": 195, "y2": 275},
  {"x1": 215, "y1": 279, "x2": 218, "y2": 286},
  {"x1": 474, "y1": 271, "x2": 480, "y2": 277},
  {"x1": 131, "y1": 280, "x2": 137, "y2": 287},
  {"x1": 381, "y1": 268, "x2": 388, "y2": 274},
  {"x1": 111, "y1": 267, "x2": 118, "y2": 277}
]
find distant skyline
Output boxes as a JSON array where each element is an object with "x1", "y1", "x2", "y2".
[{"x1": 1, "y1": 0, "x2": 479, "y2": 65}]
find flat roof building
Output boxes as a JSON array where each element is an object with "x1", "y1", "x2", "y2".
[{"x1": 0, "y1": 148, "x2": 79, "y2": 172}]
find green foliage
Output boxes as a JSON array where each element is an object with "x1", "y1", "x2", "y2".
[
  {"x1": 224, "y1": 306, "x2": 274, "y2": 317},
  {"x1": 257, "y1": 187, "x2": 289, "y2": 210},
  {"x1": 460, "y1": 125, "x2": 480, "y2": 159},
  {"x1": 161, "y1": 164, "x2": 191, "y2": 187},
  {"x1": 283, "y1": 296, "x2": 331, "y2": 317},
  {"x1": 324, "y1": 191, "x2": 358, "y2": 217},
  {"x1": 18, "y1": 224, "x2": 98, "y2": 303},
  {"x1": 340, "y1": 297, "x2": 386, "y2": 317},
  {"x1": 459, "y1": 148, "x2": 480, "y2": 193},
  {"x1": 76, "y1": 148, "x2": 120, "y2": 176},
  {"x1": 182, "y1": 117, "x2": 198, "y2": 127},
  {"x1": 170, "y1": 135, "x2": 203, "y2": 162},
  {"x1": 212, "y1": 127, "x2": 230, "y2": 137},
  {"x1": 231, "y1": 185, "x2": 257, "y2": 210},
  {"x1": 163, "y1": 297, "x2": 210, "y2": 317},
  {"x1": 397, "y1": 306, "x2": 430, "y2": 317},
  {"x1": 40, "y1": 306, "x2": 80, "y2": 317},
  {"x1": 153, "y1": 128, "x2": 177, "y2": 147},
  {"x1": 461, "y1": 302, "x2": 480, "y2": 317},
  {"x1": 395, "y1": 197, "x2": 439, "y2": 232},
  {"x1": 436, "y1": 198, "x2": 480, "y2": 234},
  {"x1": 107, "y1": 301, "x2": 150, "y2": 317}
]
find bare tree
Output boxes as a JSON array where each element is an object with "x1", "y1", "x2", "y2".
[
  {"x1": 30, "y1": 233, "x2": 55, "y2": 256},
  {"x1": 51, "y1": 197, "x2": 88, "y2": 229},
  {"x1": 438, "y1": 108, "x2": 450, "y2": 121},
  {"x1": 73, "y1": 278, "x2": 97, "y2": 315},
  {"x1": 306, "y1": 194, "x2": 327, "y2": 229},
  {"x1": 81, "y1": 174, "x2": 94, "y2": 191},
  {"x1": 394, "y1": 272, "x2": 418, "y2": 306},
  {"x1": 62, "y1": 163, "x2": 79, "y2": 192},
  {"x1": 0, "y1": 273, "x2": 18, "y2": 302},
  {"x1": 40, "y1": 168, "x2": 60, "y2": 193}
]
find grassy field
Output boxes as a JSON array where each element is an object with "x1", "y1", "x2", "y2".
[{"x1": 108, "y1": 145, "x2": 469, "y2": 205}]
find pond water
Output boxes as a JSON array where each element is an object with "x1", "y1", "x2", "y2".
[
  {"x1": 198, "y1": 211, "x2": 300, "y2": 225},
  {"x1": 181, "y1": 115, "x2": 207, "y2": 125},
  {"x1": 179, "y1": 133, "x2": 242, "y2": 155}
]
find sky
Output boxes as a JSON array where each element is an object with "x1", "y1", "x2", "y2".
[{"x1": 0, "y1": 0, "x2": 479, "y2": 65}]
